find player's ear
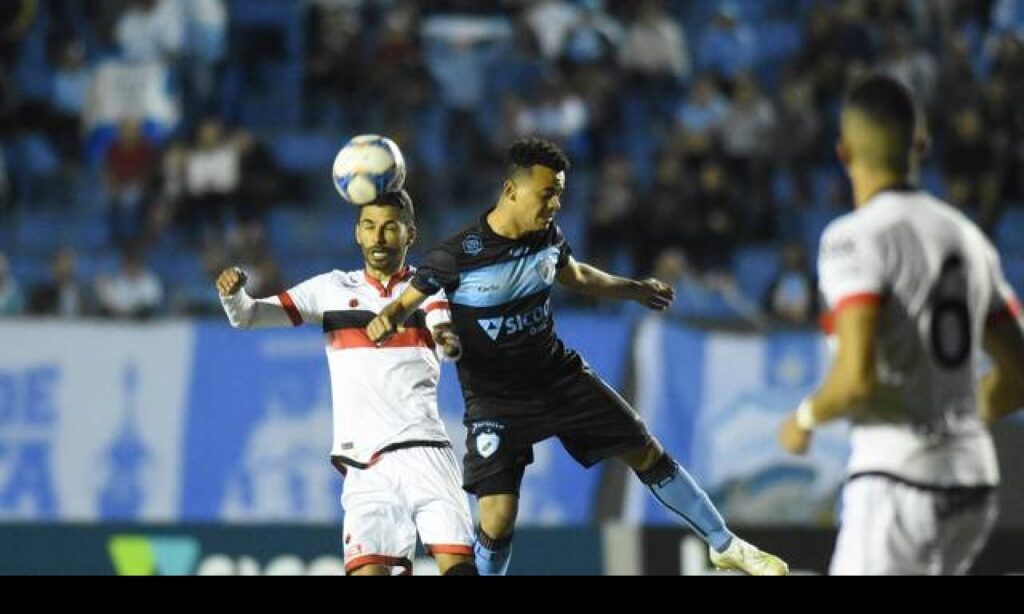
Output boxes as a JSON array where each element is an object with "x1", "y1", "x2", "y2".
[
  {"x1": 354, "y1": 220, "x2": 363, "y2": 247},
  {"x1": 406, "y1": 224, "x2": 417, "y2": 248},
  {"x1": 503, "y1": 178, "x2": 516, "y2": 202}
]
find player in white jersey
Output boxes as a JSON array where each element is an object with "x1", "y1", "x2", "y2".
[
  {"x1": 778, "y1": 75, "x2": 1024, "y2": 575},
  {"x1": 217, "y1": 190, "x2": 477, "y2": 576}
]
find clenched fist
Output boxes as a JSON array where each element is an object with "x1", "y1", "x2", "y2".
[
  {"x1": 366, "y1": 314, "x2": 399, "y2": 344},
  {"x1": 216, "y1": 267, "x2": 248, "y2": 297},
  {"x1": 433, "y1": 326, "x2": 463, "y2": 361}
]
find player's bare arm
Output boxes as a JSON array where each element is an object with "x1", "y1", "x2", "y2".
[
  {"x1": 981, "y1": 315, "x2": 1024, "y2": 424},
  {"x1": 367, "y1": 284, "x2": 429, "y2": 343},
  {"x1": 556, "y1": 256, "x2": 675, "y2": 310},
  {"x1": 779, "y1": 302, "x2": 879, "y2": 454}
]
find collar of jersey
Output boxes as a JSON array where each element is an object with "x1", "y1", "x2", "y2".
[{"x1": 363, "y1": 266, "x2": 412, "y2": 298}]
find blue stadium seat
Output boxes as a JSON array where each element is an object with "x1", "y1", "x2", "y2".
[
  {"x1": 733, "y1": 245, "x2": 781, "y2": 302},
  {"x1": 995, "y1": 207, "x2": 1024, "y2": 254}
]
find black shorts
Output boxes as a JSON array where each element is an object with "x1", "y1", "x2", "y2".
[{"x1": 462, "y1": 366, "x2": 652, "y2": 496}]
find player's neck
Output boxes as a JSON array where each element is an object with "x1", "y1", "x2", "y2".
[
  {"x1": 364, "y1": 264, "x2": 405, "y2": 283},
  {"x1": 851, "y1": 167, "x2": 909, "y2": 209},
  {"x1": 487, "y1": 202, "x2": 530, "y2": 240}
]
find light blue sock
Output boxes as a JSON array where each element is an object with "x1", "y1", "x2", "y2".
[
  {"x1": 474, "y1": 528, "x2": 513, "y2": 576},
  {"x1": 639, "y1": 455, "x2": 734, "y2": 552}
]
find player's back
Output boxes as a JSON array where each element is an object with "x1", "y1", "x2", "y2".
[{"x1": 819, "y1": 189, "x2": 1001, "y2": 485}]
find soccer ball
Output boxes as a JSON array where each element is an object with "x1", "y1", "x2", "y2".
[{"x1": 331, "y1": 135, "x2": 407, "y2": 205}]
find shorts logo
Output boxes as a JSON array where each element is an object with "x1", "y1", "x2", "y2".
[
  {"x1": 471, "y1": 421, "x2": 505, "y2": 459},
  {"x1": 478, "y1": 316, "x2": 505, "y2": 341},
  {"x1": 476, "y1": 431, "x2": 500, "y2": 458},
  {"x1": 462, "y1": 235, "x2": 484, "y2": 256}
]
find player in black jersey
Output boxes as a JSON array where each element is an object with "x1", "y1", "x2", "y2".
[{"x1": 368, "y1": 138, "x2": 788, "y2": 576}]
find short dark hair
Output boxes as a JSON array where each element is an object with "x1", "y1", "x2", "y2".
[
  {"x1": 844, "y1": 75, "x2": 918, "y2": 172},
  {"x1": 505, "y1": 138, "x2": 571, "y2": 177},
  {"x1": 362, "y1": 189, "x2": 415, "y2": 227}
]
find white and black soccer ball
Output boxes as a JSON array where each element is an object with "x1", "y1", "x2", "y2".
[{"x1": 331, "y1": 135, "x2": 407, "y2": 205}]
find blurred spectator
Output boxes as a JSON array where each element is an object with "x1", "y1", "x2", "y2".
[
  {"x1": 691, "y1": 159, "x2": 741, "y2": 269},
  {"x1": 0, "y1": 252, "x2": 25, "y2": 316},
  {"x1": 674, "y1": 75, "x2": 728, "y2": 164},
  {"x1": 105, "y1": 119, "x2": 158, "y2": 246},
  {"x1": 774, "y1": 75, "x2": 822, "y2": 208},
  {"x1": 28, "y1": 247, "x2": 88, "y2": 317},
  {"x1": 49, "y1": 39, "x2": 92, "y2": 163},
  {"x1": 236, "y1": 130, "x2": 285, "y2": 232},
  {"x1": 942, "y1": 106, "x2": 1001, "y2": 227},
  {"x1": 171, "y1": 243, "x2": 225, "y2": 316},
  {"x1": 697, "y1": 3, "x2": 756, "y2": 84},
  {"x1": 877, "y1": 25, "x2": 938, "y2": 107},
  {"x1": 114, "y1": 0, "x2": 185, "y2": 63},
  {"x1": 618, "y1": 0, "x2": 690, "y2": 85},
  {"x1": 0, "y1": 0, "x2": 37, "y2": 69},
  {"x1": 304, "y1": 4, "x2": 365, "y2": 125},
  {"x1": 763, "y1": 243, "x2": 819, "y2": 326},
  {"x1": 524, "y1": 0, "x2": 581, "y2": 60},
  {"x1": 180, "y1": 117, "x2": 241, "y2": 242},
  {"x1": 95, "y1": 249, "x2": 164, "y2": 320},
  {"x1": 586, "y1": 154, "x2": 635, "y2": 267},
  {"x1": 562, "y1": 0, "x2": 622, "y2": 68},
  {"x1": 721, "y1": 74, "x2": 777, "y2": 208},
  {"x1": 513, "y1": 79, "x2": 589, "y2": 144},
  {"x1": 652, "y1": 249, "x2": 760, "y2": 325}
]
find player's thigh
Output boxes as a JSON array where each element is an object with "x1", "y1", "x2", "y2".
[
  {"x1": 341, "y1": 461, "x2": 418, "y2": 575},
  {"x1": 830, "y1": 476, "x2": 934, "y2": 575},
  {"x1": 937, "y1": 490, "x2": 998, "y2": 575},
  {"x1": 552, "y1": 368, "x2": 652, "y2": 468},
  {"x1": 402, "y1": 447, "x2": 475, "y2": 556}
]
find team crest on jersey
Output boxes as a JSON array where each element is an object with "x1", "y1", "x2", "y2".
[
  {"x1": 471, "y1": 421, "x2": 505, "y2": 459},
  {"x1": 462, "y1": 234, "x2": 484, "y2": 256},
  {"x1": 536, "y1": 253, "x2": 558, "y2": 284}
]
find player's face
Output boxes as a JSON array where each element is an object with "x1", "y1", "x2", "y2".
[
  {"x1": 355, "y1": 205, "x2": 415, "y2": 274},
  {"x1": 513, "y1": 166, "x2": 565, "y2": 232}
]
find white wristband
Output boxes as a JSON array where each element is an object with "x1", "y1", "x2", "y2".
[{"x1": 795, "y1": 398, "x2": 819, "y2": 431}]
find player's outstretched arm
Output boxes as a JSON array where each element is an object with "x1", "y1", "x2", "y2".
[
  {"x1": 216, "y1": 267, "x2": 295, "y2": 329},
  {"x1": 779, "y1": 302, "x2": 879, "y2": 454},
  {"x1": 367, "y1": 285, "x2": 430, "y2": 343},
  {"x1": 982, "y1": 316, "x2": 1024, "y2": 424},
  {"x1": 555, "y1": 256, "x2": 674, "y2": 310}
]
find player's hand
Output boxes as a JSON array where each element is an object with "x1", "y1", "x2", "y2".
[
  {"x1": 635, "y1": 278, "x2": 675, "y2": 311},
  {"x1": 778, "y1": 413, "x2": 813, "y2": 455},
  {"x1": 433, "y1": 327, "x2": 463, "y2": 361},
  {"x1": 366, "y1": 314, "x2": 399, "y2": 344},
  {"x1": 216, "y1": 267, "x2": 248, "y2": 296}
]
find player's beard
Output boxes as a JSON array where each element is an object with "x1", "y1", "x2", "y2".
[{"x1": 364, "y1": 245, "x2": 402, "y2": 276}]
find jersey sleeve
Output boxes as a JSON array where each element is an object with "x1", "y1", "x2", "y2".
[
  {"x1": 412, "y1": 247, "x2": 461, "y2": 295},
  {"x1": 984, "y1": 244, "x2": 1022, "y2": 325},
  {"x1": 278, "y1": 273, "x2": 332, "y2": 326},
  {"x1": 423, "y1": 288, "x2": 452, "y2": 331},
  {"x1": 817, "y1": 219, "x2": 885, "y2": 312}
]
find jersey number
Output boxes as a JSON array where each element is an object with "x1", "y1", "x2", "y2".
[{"x1": 930, "y1": 255, "x2": 971, "y2": 369}]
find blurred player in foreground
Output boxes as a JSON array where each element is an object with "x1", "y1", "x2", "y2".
[{"x1": 779, "y1": 75, "x2": 1024, "y2": 575}]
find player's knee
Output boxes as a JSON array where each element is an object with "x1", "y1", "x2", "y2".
[
  {"x1": 478, "y1": 495, "x2": 518, "y2": 539},
  {"x1": 620, "y1": 440, "x2": 665, "y2": 473},
  {"x1": 633, "y1": 450, "x2": 678, "y2": 486},
  {"x1": 442, "y1": 561, "x2": 479, "y2": 576}
]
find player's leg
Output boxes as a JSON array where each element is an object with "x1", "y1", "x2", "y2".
[
  {"x1": 936, "y1": 487, "x2": 997, "y2": 575},
  {"x1": 406, "y1": 446, "x2": 478, "y2": 576},
  {"x1": 830, "y1": 475, "x2": 927, "y2": 575},
  {"x1": 463, "y1": 407, "x2": 541, "y2": 576},
  {"x1": 473, "y1": 477, "x2": 523, "y2": 575},
  {"x1": 341, "y1": 456, "x2": 417, "y2": 577},
  {"x1": 554, "y1": 367, "x2": 787, "y2": 575}
]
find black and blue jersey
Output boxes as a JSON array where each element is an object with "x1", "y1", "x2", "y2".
[{"x1": 411, "y1": 212, "x2": 582, "y2": 399}]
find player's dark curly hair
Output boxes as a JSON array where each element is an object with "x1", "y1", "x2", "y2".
[
  {"x1": 505, "y1": 138, "x2": 571, "y2": 177},
  {"x1": 363, "y1": 189, "x2": 415, "y2": 227}
]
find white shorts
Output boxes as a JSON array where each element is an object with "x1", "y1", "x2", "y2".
[
  {"x1": 341, "y1": 445, "x2": 474, "y2": 575},
  {"x1": 830, "y1": 474, "x2": 997, "y2": 575}
]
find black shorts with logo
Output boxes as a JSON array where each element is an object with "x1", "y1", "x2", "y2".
[{"x1": 461, "y1": 365, "x2": 652, "y2": 496}]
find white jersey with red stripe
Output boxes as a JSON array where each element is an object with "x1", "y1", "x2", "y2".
[
  {"x1": 818, "y1": 189, "x2": 1019, "y2": 486},
  {"x1": 229, "y1": 267, "x2": 454, "y2": 468}
]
